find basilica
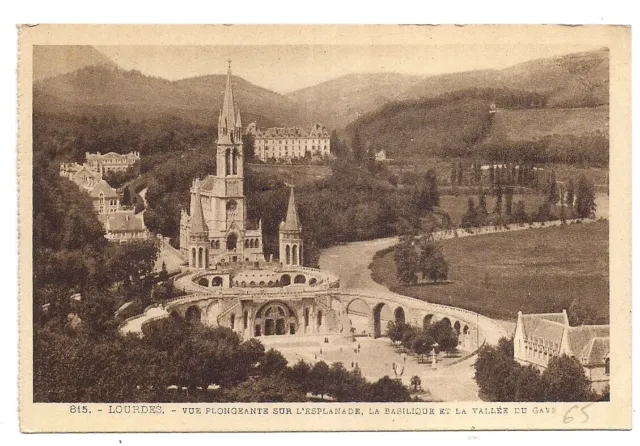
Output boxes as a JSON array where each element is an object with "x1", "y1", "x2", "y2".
[{"x1": 179, "y1": 62, "x2": 303, "y2": 269}]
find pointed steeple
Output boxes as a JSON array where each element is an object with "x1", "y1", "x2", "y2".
[
  {"x1": 190, "y1": 179, "x2": 208, "y2": 235},
  {"x1": 281, "y1": 187, "x2": 301, "y2": 232},
  {"x1": 218, "y1": 59, "x2": 241, "y2": 144}
]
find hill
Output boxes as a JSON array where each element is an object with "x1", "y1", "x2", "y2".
[
  {"x1": 34, "y1": 64, "x2": 320, "y2": 128},
  {"x1": 404, "y1": 48, "x2": 609, "y2": 108},
  {"x1": 288, "y1": 48, "x2": 609, "y2": 130},
  {"x1": 33, "y1": 45, "x2": 117, "y2": 81},
  {"x1": 286, "y1": 73, "x2": 424, "y2": 130}
]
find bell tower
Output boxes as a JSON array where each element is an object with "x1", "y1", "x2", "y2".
[{"x1": 279, "y1": 187, "x2": 303, "y2": 266}]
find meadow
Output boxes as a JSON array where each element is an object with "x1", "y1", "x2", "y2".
[{"x1": 370, "y1": 220, "x2": 609, "y2": 323}]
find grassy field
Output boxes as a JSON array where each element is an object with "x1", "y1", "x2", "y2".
[
  {"x1": 488, "y1": 106, "x2": 609, "y2": 141},
  {"x1": 370, "y1": 220, "x2": 609, "y2": 322},
  {"x1": 247, "y1": 163, "x2": 331, "y2": 187}
]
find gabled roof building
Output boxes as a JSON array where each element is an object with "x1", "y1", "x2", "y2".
[{"x1": 513, "y1": 310, "x2": 610, "y2": 392}]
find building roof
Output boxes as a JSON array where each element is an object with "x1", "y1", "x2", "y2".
[
  {"x1": 567, "y1": 325, "x2": 610, "y2": 361},
  {"x1": 88, "y1": 180, "x2": 119, "y2": 198},
  {"x1": 280, "y1": 187, "x2": 301, "y2": 232},
  {"x1": 103, "y1": 211, "x2": 147, "y2": 233},
  {"x1": 190, "y1": 179, "x2": 208, "y2": 235},
  {"x1": 579, "y1": 336, "x2": 609, "y2": 366},
  {"x1": 198, "y1": 175, "x2": 217, "y2": 192},
  {"x1": 249, "y1": 122, "x2": 330, "y2": 139},
  {"x1": 520, "y1": 311, "x2": 569, "y2": 338},
  {"x1": 531, "y1": 319, "x2": 565, "y2": 346}
]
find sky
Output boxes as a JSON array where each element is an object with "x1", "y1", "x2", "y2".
[{"x1": 96, "y1": 44, "x2": 601, "y2": 94}]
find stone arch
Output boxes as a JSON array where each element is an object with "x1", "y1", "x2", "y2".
[
  {"x1": 185, "y1": 305, "x2": 201, "y2": 324},
  {"x1": 243, "y1": 310, "x2": 249, "y2": 330},
  {"x1": 259, "y1": 281, "x2": 265, "y2": 286},
  {"x1": 441, "y1": 317, "x2": 452, "y2": 328},
  {"x1": 249, "y1": 281, "x2": 256, "y2": 287},
  {"x1": 197, "y1": 277, "x2": 209, "y2": 287},
  {"x1": 211, "y1": 240, "x2": 217, "y2": 249},
  {"x1": 463, "y1": 325, "x2": 470, "y2": 335},
  {"x1": 245, "y1": 239, "x2": 250, "y2": 248},
  {"x1": 169, "y1": 310, "x2": 181, "y2": 321},
  {"x1": 255, "y1": 239, "x2": 260, "y2": 249},
  {"x1": 226, "y1": 233, "x2": 238, "y2": 251},
  {"x1": 191, "y1": 248, "x2": 196, "y2": 267},
  {"x1": 423, "y1": 314, "x2": 434, "y2": 329},
  {"x1": 198, "y1": 247, "x2": 204, "y2": 268},
  {"x1": 346, "y1": 298, "x2": 370, "y2": 335},
  {"x1": 394, "y1": 307, "x2": 406, "y2": 326},
  {"x1": 267, "y1": 280, "x2": 274, "y2": 287},
  {"x1": 211, "y1": 276, "x2": 223, "y2": 287},
  {"x1": 292, "y1": 245, "x2": 298, "y2": 265},
  {"x1": 453, "y1": 320, "x2": 461, "y2": 335},
  {"x1": 255, "y1": 301, "x2": 298, "y2": 336},
  {"x1": 373, "y1": 302, "x2": 393, "y2": 338},
  {"x1": 285, "y1": 245, "x2": 291, "y2": 264},
  {"x1": 232, "y1": 149, "x2": 239, "y2": 175},
  {"x1": 309, "y1": 277, "x2": 317, "y2": 286},
  {"x1": 281, "y1": 274, "x2": 291, "y2": 286},
  {"x1": 294, "y1": 274, "x2": 306, "y2": 284},
  {"x1": 317, "y1": 310, "x2": 323, "y2": 328},
  {"x1": 241, "y1": 281, "x2": 247, "y2": 287},
  {"x1": 215, "y1": 240, "x2": 220, "y2": 250}
]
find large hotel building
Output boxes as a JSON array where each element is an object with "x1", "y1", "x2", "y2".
[{"x1": 246, "y1": 122, "x2": 331, "y2": 162}]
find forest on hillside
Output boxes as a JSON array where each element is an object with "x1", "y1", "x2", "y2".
[{"x1": 347, "y1": 87, "x2": 608, "y2": 165}]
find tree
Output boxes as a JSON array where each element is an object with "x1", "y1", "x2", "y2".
[
  {"x1": 505, "y1": 186, "x2": 514, "y2": 217},
  {"x1": 461, "y1": 197, "x2": 479, "y2": 228},
  {"x1": 474, "y1": 338, "x2": 518, "y2": 401},
  {"x1": 351, "y1": 128, "x2": 365, "y2": 164},
  {"x1": 493, "y1": 183, "x2": 503, "y2": 215},
  {"x1": 394, "y1": 238, "x2": 419, "y2": 285},
  {"x1": 512, "y1": 200, "x2": 528, "y2": 225},
  {"x1": 366, "y1": 376, "x2": 411, "y2": 402},
  {"x1": 418, "y1": 241, "x2": 448, "y2": 283},
  {"x1": 411, "y1": 333, "x2": 435, "y2": 362},
  {"x1": 566, "y1": 178, "x2": 575, "y2": 214},
  {"x1": 542, "y1": 355, "x2": 596, "y2": 402},
  {"x1": 411, "y1": 169, "x2": 440, "y2": 213},
  {"x1": 121, "y1": 186, "x2": 132, "y2": 207},
  {"x1": 309, "y1": 361, "x2": 331, "y2": 399},
  {"x1": 242, "y1": 132, "x2": 255, "y2": 161},
  {"x1": 559, "y1": 184, "x2": 567, "y2": 224},
  {"x1": 158, "y1": 261, "x2": 169, "y2": 282},
  {"x1": 574, "y1": 175, "x2": 596, "y2": 218}
]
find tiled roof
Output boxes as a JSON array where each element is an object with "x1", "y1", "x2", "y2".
[
  {"x1": 88, "y1": 180, "x2": 119, "y2": 198},
  {"x1": 104, "y1": 211, "x2": 147, "y2": 233},
  {"x1": 531, "y1": 319, "x2": 565, "y2": 345},
  {"x1": 579, "y1": 336, "x2": 609, "y2": 366},
  {"x1": 567, "y1": 325, "x2": 610, "y2": 360},
  {"x1": 521, "y1": 312, "x2": 568, "y2": 337},
  {"x1": 250, "y1": 123, "x2": 330, "y2": 139},
  {"x1": 190, "y1": 181, "x2": 208, "y2": 235}
]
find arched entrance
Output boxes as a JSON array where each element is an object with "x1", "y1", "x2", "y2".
[
  {"x1": 373, "y1": 303, "x2": 393, "y2": 338},
  {"x1": 211, "y1": 276, "x2": 223, "y2": 287},
  {"x1": 346, "y1": 298, "x2": 370, "y2": 336},
  {"x1": 226, "y1": 233, "x2": 238, "y2": 251},
  {"x1": 453, "y1": 320, "x2": 461, "y2": 335},
  {"x1": 185, "y1": 306, "x2": 201, "y2": 324},
  {"x1": 197, "y1": 277, "x2": 208, "y2": 287},
  {"x1": 281, "y1": 274, "x2": 291, "y2": 286},
  {"x1": 394, "y1": 307, "x2": 406, "y2": 326},
  {"x1": 255, "y1": 302, "x2": 297, "y2": 336},
  {"x1": 294, "y1": 274, "x2": 306, "y2": 284},
  {"x1": 423, "y1": 314, "x2": 434, "y2": 329}
]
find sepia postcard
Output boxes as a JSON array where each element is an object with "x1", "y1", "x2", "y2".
[{"x1": 17, "y1": 24, "x2": 631, "y2": 432}]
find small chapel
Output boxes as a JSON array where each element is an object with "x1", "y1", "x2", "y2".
[{"x1": 179, "y1": 61, "x2": 303, "y2": 269}]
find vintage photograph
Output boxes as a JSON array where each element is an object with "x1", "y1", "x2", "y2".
[{"x1": 18, "y1": 25, "x2": 631, "y2": 432}]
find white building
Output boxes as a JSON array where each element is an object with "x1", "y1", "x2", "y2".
[{"x1": 247, "y1": 122, "x2": 330, "y2": 162}]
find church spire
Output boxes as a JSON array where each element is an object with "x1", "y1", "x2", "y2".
[
  {"x1": 281, "y1": 187, "x2": 301, "y2": 232},
  {"x1": 218, "y1": 59, "x2": 241, "y2": 144},
  {"x1": 190, "y1": 179, "x2": 208, "y2": 235}
]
